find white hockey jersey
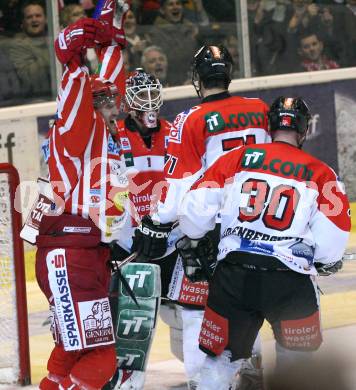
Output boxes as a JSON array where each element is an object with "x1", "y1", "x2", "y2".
[
  {"x1": 179, "y1": 142, "x2": 351, "y2": 275},
  {"x1": 155, "y1": 93, "x2": 270, "y2": 224}
]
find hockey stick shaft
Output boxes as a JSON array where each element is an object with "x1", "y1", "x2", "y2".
[
  {"x1": 115, "y1": 251, "x2": 138, "y2": 269},
  {"x1": 93, "y1": 0, "x2": 106, "y2": 19},
  {"x1": 343, "y1": 252, "x2": 356, "y2": 261},
  {"x1": 117, "y1": 251, "x2": 356, "y2": 268}
]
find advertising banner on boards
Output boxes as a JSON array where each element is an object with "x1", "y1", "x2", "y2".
[
  {"x1": 162, "y1": 83, "x2": 337, "y2": 171},
  {"x1": 32, "y1": 79, "x2": 356, "y2": 200},
  {"x1": 161, "y1": 79, "x2": 356, "y2": 199}
]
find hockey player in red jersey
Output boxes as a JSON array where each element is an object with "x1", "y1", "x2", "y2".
[
  {"x1": 131, "y1": 45, "x2": 271, "y2": 389},
  {"x1": 177, "y1": 96, "x2": 351, "y2": 390},
  {"x1": 114, "y1": 68, "x2": 172, "y2": 242},
  {"x1": 35, "y1": 2, "x2": 130, "y2": 389},
  {"x1": 103, "y1": 68, "x2": 179, "y2": 389},
  {"x1": 111, "y1": 68, "x2": 177, "y2": 282}
]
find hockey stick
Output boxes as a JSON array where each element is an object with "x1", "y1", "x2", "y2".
[
  {"x1": 92, "y1": 0, "x2": 106, "y2": 19},
  {"x1": 343, "y1": 252, "x2": 356, "y2": 261},
  {"x1": 113, "y1": 251, "x2": 138, "y2": 269},
  {"x1": 114, "y1": 250, "x2": 356, "y2": 269},
  {"x1": 111, "y1": 243, "x2": 353, "y2": 280}
]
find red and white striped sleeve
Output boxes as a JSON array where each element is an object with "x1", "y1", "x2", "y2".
[
  {"x1": 55, "y1": 63, "x2": 95, "y2": 157},
  {"x1": 98, "y1": 45, "x2": 126, "y2": 98}
]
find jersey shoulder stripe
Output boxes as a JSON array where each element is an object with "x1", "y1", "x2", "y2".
[{"x1": 169, "y1": 106, "x2": 201, "y2": 144}]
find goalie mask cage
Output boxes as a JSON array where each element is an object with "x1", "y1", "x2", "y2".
[{"x1": 0, "y1": 163, "x2": 31, "y2": 386}]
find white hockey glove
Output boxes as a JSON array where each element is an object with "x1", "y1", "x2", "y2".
[
  {"x1": 315, "y1": 260, "x2": 343, "y2": 276},
  {"x1": 176, "y1": 235, "x2": 217, "y2": 283}
]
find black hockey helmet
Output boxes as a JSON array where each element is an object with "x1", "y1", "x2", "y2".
[
  {"x1": 268, "y1": 96, "x2": 311, "y2": 136},
  {"x1": 191, "y1": 45, "x2": 233, "y2": 97}
]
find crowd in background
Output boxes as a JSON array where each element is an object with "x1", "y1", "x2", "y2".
[{"x1": 0, "y1": 0, "x2": 355, "y2": 106}]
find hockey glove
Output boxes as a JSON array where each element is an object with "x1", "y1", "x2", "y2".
[
  {"x1": 176, "y1": 235, "x2": 217, "y2": 283},
  {"x1": 131, "y1": 215, "x2": 173, "y2": 260},
  {"x1": 98, "y1": 0, "x2": 129, "y2": 48},
  {"x1": 55, "y1": 18, "x2": 112, "y2": 65},
  {"x1": 315, "y1": 260, "x2": 343, "y2": 276}
]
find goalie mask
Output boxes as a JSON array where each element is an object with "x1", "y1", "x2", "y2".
[
  {"x1": 268, "y1": 96, "x2": 311, "y2": 146},
  {"x1": 90, "y1": 75, "x2": 120, "y2": 109},
  {"x1": 125, "y1": 68, "x2": 163, "y2": 129}
]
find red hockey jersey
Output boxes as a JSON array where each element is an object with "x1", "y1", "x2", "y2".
[
  {"x1": 155, "y1": 93, "x2": 270, "y2": 223},
  {"x1": 113, "y1": 117, "x2": 172, "y2": 250},
  {"x1": 47, "y1": 45, "x2": 126, "y2": 241},
  {"x1": 179, "y1": 142, "x2": 351, "y2": 274}
]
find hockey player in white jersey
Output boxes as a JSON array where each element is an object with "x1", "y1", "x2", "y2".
[
  {"x1": 176, "y1": 96, "x2": 351, "y2": 390},
  {"x1": 131, "y1": 45, "x2": 270, "y2": 389}
]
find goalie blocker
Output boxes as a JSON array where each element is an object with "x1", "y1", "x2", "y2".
[{"x1": 106, "y1": 262, "x2": 161, "y2": 389}]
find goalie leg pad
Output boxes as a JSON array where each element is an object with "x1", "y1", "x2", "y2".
[{"x1": 110, "y1": 263, "x2": 161, "y2": 389}]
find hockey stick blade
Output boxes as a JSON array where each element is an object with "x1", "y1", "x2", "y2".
[{"x1": 343, "y1": 252, "x2": 356, "y2": 261}]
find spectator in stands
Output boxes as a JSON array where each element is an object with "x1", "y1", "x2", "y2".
[
  {"x1": 149, "y1": 0, "x2": 198, "y2": 85},
  {"x1": 9, "y1": 0, "x2": 51, "y2": 99},
  {"x1": 80, "y1": 0, "x2": 95, "y2": 13},
  {"x1": 58, "y1": 1, "x2": 96, "y2": 17},
  {"x1": 311, "y1": 4, "x2": 347, "y2": 66},
  {"x1": 124, "y1": 9, "x2": 151, "y2": 68},
  {"x1": 260, "y1": 0, "x2": 347, "y2": 73},
  {"x1": 141, "y1": 45, "x2": 171, "y2": 86},
  {"x1": 247, "y1": 0, "x2": 286, "y2": 75},
  {"x1": 341, "y1": 0, "x2": 356, "y2": 65},
  {"x1": 202, "y1": 0, "x2": 236, "y2": 22},
  {"x1": 196, "y1": 21, "x2": 228, "y2": 49},
  {"x1": 276, "y1": 0, "x2": 335, "y2": 73},
  {"x1": 60, "y1": 3, "x2": 85, "y2": 27},
  {"x1": 346, "y1": 0, "x2": 356, "y2": 15},
  {"x1": 181, "y1": 0, "x2": 210, "y2": 25},
  {"x1": 137, "y1": 0, "x2": 161, "y2": 24},
  {"x1": 266, "y1": 0, "x2": 289, "y2": 24},
  {"x1": 123, "y1": 47, "x2": 134, "y2": 73},
  {"x1": 286, "y1": 0, "x2": 321, "y2": 34},
  {"x1": 154, "y1": 0, "x2": 197, "y2": 27},
  {"x1": 0, "y1": 0, "x2": 22, "y2": 35},
  {"x1": 296, "y1": 29, "x2": 340, "y2": 71},
  {"x1": 222, "y1": 33, "x2": 240, "y2": 78},
  {"x1": 0, "y1": 45, "x2": 21, "y2": 104}
]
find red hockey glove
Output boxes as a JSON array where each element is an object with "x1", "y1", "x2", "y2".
[
  {"x1": 55, "y1": 18, "x2": 112, "y2": 65},
  {"x1": 98, "y1": 0, "x2": 129, "y2": 48},
  {"x1": 98, "y1": 0, "x2": 130, "y2": 28}
]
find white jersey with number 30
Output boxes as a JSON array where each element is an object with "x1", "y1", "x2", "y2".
[{"x1": 179, "y1": 142, "x2": 351, "y2": 275}]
